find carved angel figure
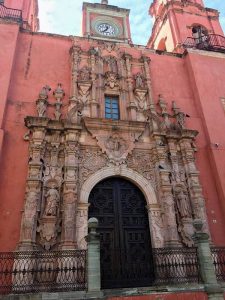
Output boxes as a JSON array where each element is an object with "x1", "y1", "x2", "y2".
[{"x1": 44, "y1": 188, "x2": 60, "y2": 216}]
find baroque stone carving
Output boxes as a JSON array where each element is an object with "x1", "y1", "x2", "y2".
[
  {"x1": 78, "y1": 66, "x2": 91, "y2": 81},
  {"x1": 148, "y1": 206, "x2": 164, "y2": 248},
  {"x1": 105, "y1": 72, "x2": 119, "y2": 89},
  {"x1": 84, "y1": 118, "x2": 145, "y2": 165},
  {"x1": 67, "y1": 101, "x2": 83, "y2": 124},
  {"x1": 134, "y1": 73, "x2": 146, "y2": 89},
  {"x1": 104, "y1": 56, "x2": 118, "y2": 73},
  {"x1": 53, "y1": 83, "x2": 65, "y2": 121},
  {"x1": 173, "y1": 184, "x2": 194, "y2": 247},
  {"x1": 36, "y1": 85, "x2": 51, "y2": 117},
  {"x1": 76, "y1": 205, "x2": 88, "y2": 249},
  {"x1": 37, "y1": 181, "x2": 61, "y2": 250},
  {"x1": 43, "y1": 187, "x2": 60, "y2": 217},
  {"x1": 63, "y1": 191, "x2": 76, "y2": 245},
  {"x1": 21, "y1": 191, "x2": 39, "y2": 241},
  {"x1": 77, "y1": 82, "x2": 91, "y2": 117},
  {"x1": 127, "y1": 150, "x2": 157, "y2": 188},
  {"x1": 79, "y1": 148, "x2": 107, "y2": 184}
]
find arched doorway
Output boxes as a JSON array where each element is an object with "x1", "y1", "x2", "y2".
[{"x1": 88, "y1": 177, "x2": 155, "y2": 289}]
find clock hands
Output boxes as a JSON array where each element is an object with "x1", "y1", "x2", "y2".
[{"x1": 102, "y1": 24, "x2": 109, "y2": 32}]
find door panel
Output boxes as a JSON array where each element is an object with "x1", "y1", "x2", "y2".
[{"x1": 88, "y1": 177, "x2": 154, "y2": 289}]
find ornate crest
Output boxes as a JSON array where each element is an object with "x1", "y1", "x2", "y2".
[
  {"x1": 84, "y1": 118, "x2": 145, "y2": 165},
  {"x1": 105, "y1": 71, "x2": 119, "y2": 89}
]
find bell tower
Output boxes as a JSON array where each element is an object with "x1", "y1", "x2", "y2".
[
  {"x1": 82, "y1": 0, "x2": 131, "y2": 43},
  {"x1": 147, "y1": 0, "x2": 224, "y2": 53},
  {"x1": 3, "y1": 0, "x2": 39, "y2": 31}
]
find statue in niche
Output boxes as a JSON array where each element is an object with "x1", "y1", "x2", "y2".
[
  {"x1": 44, "y1": 188, "x2": 60, "y2": 217},
  {"x1": 79, "y1": 66, "x2": 91, "y2": 81},
  {"x1": 174, "y1": 186, "x2": 192, "y2": 219},
  {"x1": 105, "y1": 56, "x2": 118, "y2": 73},
  {"x1": 135, "y1": 73, "x2": 145, "y2": 89}
]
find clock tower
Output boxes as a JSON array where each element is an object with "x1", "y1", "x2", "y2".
[{"x1": 82, "y1": 0, "x2": 131, "y2": 43}]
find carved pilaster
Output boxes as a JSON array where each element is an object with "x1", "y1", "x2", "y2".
[
  {"x1": 90, "y1": 48, "x2": 98, "y2": 117},
  {"x1": 179, "y1": 138, "x2": 209, "y2": 233},
  {"x1": 142, "y1": 56, "x2": 155, "y2": 113},
  {"x1": 123, "y1": 54, "x2": 137, "y2": 120},
  {"x1": 76, "y1": 203, "x2": 89, "y2": 249},
  {"x1": 18, "y1": 126, "x2": 47, "y2": 250},
  {"x1": 146, "y1": 204, "x2": 164, "y2": 248},
  {"x1": 153, "y1": 135, "x2": 180, "y2": 246},
  {"x1": 61, "y1": 129, "x2": 81, "y2": 249},
  {"x1": 70, "y1": 45, "x2": 81, "y2": 100},
  {"x1": 61, "y1": 190, "x2": 77, "y2": 250}
]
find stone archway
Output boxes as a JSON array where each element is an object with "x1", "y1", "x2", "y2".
[
  {"x1": 88, "y1": 176, "x2": 154, "y2": 289},
  {"x1": 76, "y1": 165, "x2": 164, "y2": 249}
]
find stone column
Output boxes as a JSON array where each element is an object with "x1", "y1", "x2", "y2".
[
  {"x1": 61, "y1": 129, "x2": 80, "y2": 249},
  {"x1": 179, "y1": 138, "x2": 209, "y2": 233},
  {"x1": 146, "y1": 204, "x2": 164, "y2": 248},
  {"x1": 124, "y1": 54, "x2": 137, "y2": 120},
  {"x1": 18, "y1": 124, "x2": 47, "y2": 250},
  {"x1": 154, "y1": 136, "x2": 180, "y2": 246},
  {"x1": 70, "y1": 45, "x2": 80, "y2": 100},
  {"x1": 90, "y1": 48, "x2": 98, "y2": 117},
  {"x1": 86, "y1": 218, "x2": 103, "y2": 297},
  {"x1": 193, "y1": 220, "x2": 224, "y2": 300},
  {"x1": 142, "y1": 56, "x2": 156, "y2": 113}
]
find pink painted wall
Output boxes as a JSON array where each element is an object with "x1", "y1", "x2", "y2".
[
  {"x1": 0, "y1": 23, "x2": 19, "y2": 156},
  {"x1": 0, "y1": 31, "x2": 71, "y2": 251}
]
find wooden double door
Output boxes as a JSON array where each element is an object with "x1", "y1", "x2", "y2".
[{"x1": 88, "y1": 177, "x2": 154, "y2": 289}]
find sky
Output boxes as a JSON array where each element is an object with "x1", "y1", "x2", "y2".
[{"x1": 38, "y1": 0, "x2": 225, "y2": 45}]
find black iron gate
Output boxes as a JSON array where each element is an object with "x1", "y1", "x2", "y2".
[{"x1": 88, "y1": 177, "x2": 154, "y2": 289}]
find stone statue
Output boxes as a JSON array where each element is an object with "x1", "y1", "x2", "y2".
[
  {"x1": 36, "y1": 99, "x2": 48, "y2": 117},
  {"x1": 135, "y1": 73, "x2": 145, "y2": 88},
  {"x1": 79, "y1": 67, "x2": 91, "y2": 81},
  {"x1": 175, "y1": 187, "x2": 192, "y2": 219},
  {"x1": 44, "y1": 188, "x2": 60, "y2": 216},
  {"x1": 67, "y1": 101, "x2": 83, "y2": 123},
  {"x1": 38, "y1": 85, "x2": 51, "y2": 100}
]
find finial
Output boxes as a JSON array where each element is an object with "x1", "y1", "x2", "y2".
[{"x1": 101, "y1": 0, "x2": 108, "y2": 4}]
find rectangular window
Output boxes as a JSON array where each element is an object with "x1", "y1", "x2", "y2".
[{"x1": 105, "y1": 96, "x2": 119, "y2": 120}]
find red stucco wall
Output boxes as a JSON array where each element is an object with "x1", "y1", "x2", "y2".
[{"x1": 108, "y1": 292, "x2": 208, "y2": 300}]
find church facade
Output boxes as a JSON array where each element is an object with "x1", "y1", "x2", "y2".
[{"x1": 0, "y1": 0, "x2": 225, "y2": 298}]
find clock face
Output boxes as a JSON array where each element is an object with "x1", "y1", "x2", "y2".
[
  {"x1": 92, "y1": 17, "x2": 122, "y2": 38},
  {"x1": 97, "y1": 23, "x2": 116, "y2": 36}
]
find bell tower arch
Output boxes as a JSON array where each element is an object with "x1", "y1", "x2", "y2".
[{"x1": 147, "y1": 0, "x2": 224, "y2": 53}]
